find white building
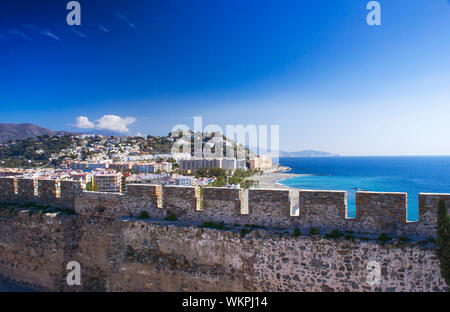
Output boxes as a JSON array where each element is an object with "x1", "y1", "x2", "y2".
[
  {"x1": 93, "y1": 171, "x2": 122, "y2": 192},
  {"x1": 180, "y1": 158, "x2": 247, "y2": 171},
  {"x1": 174, "y1": 176, "x2": 191, "y2": 186}
]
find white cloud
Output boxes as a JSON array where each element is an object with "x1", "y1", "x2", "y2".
[
  {"x1": 75, "y1": 116, "x2": 95, "y2": 129},
  {"x1": 74, "y1": 115, "x2": 136, "y2": 133},
  {"x1": 9, "y1": 29, "x2": 31, "y2": 41},
  {"x1": 115, "y1": 12, "x2": 136, "y2": 29},
  {"x1": 96, "y1": 115, "x2": 136, "y2": 133},
  {"x1": 71, "y1": 28, "x2": 87, "y2": 38},
  {"x1": 98, "y1": 25, "x2": 109, "y2": 33},
  {"x1": 41, "y1": 30, "x2": 61, "y2": 41}
]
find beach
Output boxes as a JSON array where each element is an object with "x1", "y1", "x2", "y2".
[{"x1": 250, "y1": 166, "x2": 304, "y2": 190}]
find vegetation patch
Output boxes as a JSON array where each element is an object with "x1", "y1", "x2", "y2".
[
  {"x1": 199, "y1": 187, "x2": 204, "y2": 210},
  {"x1": 436, "y1": 199, "x2": 450, "y2": 289},
  {"x1": 39, "y1": 209, "x2": 45, "y2": 221},
  {"x1": 0, "y1": 135, "x2": 76, "y2": 168},
  {"x1": 378, "y1": 233, "x2": 392, "y2": 246},
  {"x1": 137, "y1": 211, "x2": 150, "y2": 219},
  {"x1": 293, "y1": 228, "x2": 301, "y2": 237},
  {"x1": 200, "y1": 221, "x2": 228, "y2": 230},
  {"x1": 195, "y1": 168, "x2": 261, "y2": 188},
  {"x1": 164, "y1": 213, "x2": 178, "y2": 221},
  {"x1": 344, "y1": 234, "x2": 355, "y2": 242},
  {"x1": 0, "y1": 202, "x2": 11, "y2": 209},
  {"x1": 244, "y1": 224, "x2": 265, "y2": 229},
  {"x1": 86, "y1": 182, "x2": 99, "y2": 192},
  {"x1": 22, "y1": 202, "x2": 35, "y2": 208},
  {"x1": 240, "y1": 228, "x2": 252, "y2": 238},
  {"x1": 325, "y1": 229, "x2": 344, "y2": 239},
  {"x1": 399, "y1": 236, "x2": 411, "y2": 244},
  {"x1": 309, "y1": 227, "x2": 319, "y2": 236}
]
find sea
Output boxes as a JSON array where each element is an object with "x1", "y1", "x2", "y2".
[{"x1": 277, "y1": 156, "x2": 450, "y2": 221}]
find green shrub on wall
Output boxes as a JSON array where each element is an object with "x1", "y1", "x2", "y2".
[
  {"x1": 436, "y1": 199, "x2": 450, "y2": 289},
  {"x1": 165, "y1": 213, "x2": 177, "y2": 221},
  {"x1": 137, "y1": 211, "x2": 150, "y2": 219}
]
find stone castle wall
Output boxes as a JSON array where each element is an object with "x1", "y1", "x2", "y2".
[
  {"x1": 1, "y1": 177, "x2": 449, "y2": 238},
  {"x1": 247, "y1": 189, "x2": 293, "y2": 227},
  {"x1": 297, "y1": 190, "x2": 349, "y2": 231},
  {"x1": 201, "y1": 187, "x2": 246, "y2": 225},
  {"x1": 354, "y1": 192, "x2": 407, "y2": 235},
  {"x1": 0, "y1": 208, "x2": 446, "y2": 292}
]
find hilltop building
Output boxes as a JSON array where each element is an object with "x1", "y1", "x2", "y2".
[{"x1": 249, "y1": 156, "x2": 272, "y2": 170}]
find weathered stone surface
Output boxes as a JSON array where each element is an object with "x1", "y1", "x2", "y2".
[
  {"x1": 247, "y1": 189, "x2": 293, "y2": 227},
  {"x1": 17, "y1": 178, "x2": 37, "y2": 202},
  {"x1": 201, "y1": 187, "x2": 248, "y2": 225},
  {"x1": 296, "y1": 190, "x2": 351, "y2": 231},
  {"x1": 0, "y1": 177, "x2": 17, "y2": 202},
  {"x1": 59, "y1": 180, "x2": 85, "y2": 209},
  {"x1": 0, "y1": 178, "x2": 448, "y2": 238},
  {"x1": 0, "y1": 209, "x2": 446, "y2": 292},
  {"x1": 75, "y1": 191, "x2": 125, "y2": 218},
  {"x1": 355, "y1": 192, "x2": 407, "y2": 235},
  {"x1": 125, "y1": 184, "x2": 164, "y2": 216},
  {"x1": 409, "y1": 193, "x2": 450, "y2": 237},
  {"x1": 37, "y1": 179, "x2": 58, "y2": 206},
  {"x1": 163, "y1": 185, "x2": 201, "y2": 220}
]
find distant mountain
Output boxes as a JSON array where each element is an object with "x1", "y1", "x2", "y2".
[
  {"x1": 0, "y1": 122, "x2": 140, "y2": 143},
  {"x1": 279, "y1": 150, "x2": 339, "y2": 157},
  {"x1": 0, "y1": 123, "x2": 74, "y2": 143}
]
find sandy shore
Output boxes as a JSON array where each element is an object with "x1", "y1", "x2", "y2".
[{"x1": 250, "y1": 166, "x2": 307, "y2": 190}]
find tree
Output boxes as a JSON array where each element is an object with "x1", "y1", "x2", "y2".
[
  {"x1": 167, "y1": 158, "x2": 177, "y2": 164},
  {"x1": 437, "y1": 199, "x2": 450, "y2": 289}
]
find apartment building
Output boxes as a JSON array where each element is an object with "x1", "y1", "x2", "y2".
[
  {"x1": 249, "y1": 156, "x2": 273, "y2": 170},
  {"x1": 131, "y1": 163, "x2": 155, "y2": 173},
  {"x1": 87, "y1": 162, "x2": 110, "y2": 171},
  {"x1": 93, "y1": 171, "x2": 122, "y2": 192},
  {"x1": 179, "y1": 158, "x2": 223, "y2": 171},
  {"x1": 69, "y1": 171, "x2": 93, "y2": 183},
  {"x1": 68, "y1": 161, "x2": 88, "y2": 170},
  {"x1": 222, "y1": 158, "x2": 247, "y2": 171},
  {"x1": 108, "y1": 163, "x2": 132, "y2": 172},
  {"x1": 179, "y1": 158, "x2": 246, "y2": 171},
  {"x1": 69, "y1": 161, "x2": 111, "y2": 171},
  {"x1": 173, "y1": 175, "x2": 192, "y2": 186},
  {"x1": 0, "y1": 169, "x2": 24, "y2": 177},
  {"x1": 157, "y1": 161, "x2": 173, "y2": 173}
]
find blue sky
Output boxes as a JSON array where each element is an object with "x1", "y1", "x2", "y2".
[{"x1": 0, "y1": 0, "x2": 449, "y2": 156}]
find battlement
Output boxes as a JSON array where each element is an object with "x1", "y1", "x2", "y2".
[
  {"x1": 0, "y1": 176, "x2": 448, "y2": 238},
  {"x1": 0, "y1": 177, "x2": 84, "y2": 209}
]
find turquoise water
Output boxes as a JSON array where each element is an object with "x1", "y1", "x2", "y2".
[{"x1": 278, "y1": 156, "x2": 450, "y2": 221}]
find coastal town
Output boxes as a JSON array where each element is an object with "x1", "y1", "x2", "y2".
[
  {"x1": 0, "y1": 133, "x2": 276, "y2": 192},
  {"x1": 1, "y1": 0, "x2": 448, "y2": 297}
]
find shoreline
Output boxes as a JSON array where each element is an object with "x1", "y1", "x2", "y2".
[{"x1": 250, "y1": 166, "x2": 308, "y2": 190}]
